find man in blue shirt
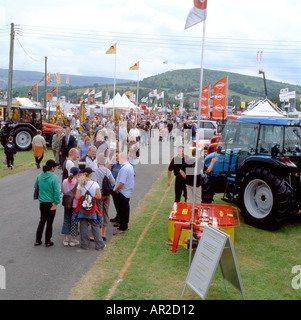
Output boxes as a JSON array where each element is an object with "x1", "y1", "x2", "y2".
[{"x1": 112, "y1": 152, "x2": 134, "y2": 235}]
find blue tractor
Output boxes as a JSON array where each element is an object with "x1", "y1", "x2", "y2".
[{"x1": 204, "y1": 116, "x2": 301, "y2": 230}]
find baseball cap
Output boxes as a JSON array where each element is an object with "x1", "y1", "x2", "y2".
[
  {"x1": 70, "y1": 167, "x2": 80, "y2": 176},
  {"x1": 83, "y1": 167, "x2": 93, "y2": 175}
]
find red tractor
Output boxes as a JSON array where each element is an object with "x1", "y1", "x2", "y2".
[{"x1": 0, "y1": 105, "x2": 63, "y2": 151}]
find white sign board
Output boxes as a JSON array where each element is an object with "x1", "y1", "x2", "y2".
[{"x1": 182, "y1": 226, "x2": 245, "y2": 300}]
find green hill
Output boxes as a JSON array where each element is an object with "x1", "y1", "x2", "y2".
[{"x1": 4, "y1": 67, "x2": 301, "y2": 110}]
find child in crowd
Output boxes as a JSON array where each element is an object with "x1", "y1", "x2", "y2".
[{"x1": 4, "y1": 136, "x2": 17, "y2": 170}]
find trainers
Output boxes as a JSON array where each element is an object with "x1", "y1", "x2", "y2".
[
  {"x1": 69, "y1": 239, "x2": 80, "y2": 247},
  {"x1": 63, "y1": 240, "x2": 69, "y2": 246}
]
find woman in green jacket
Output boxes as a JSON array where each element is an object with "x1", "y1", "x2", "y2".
[{"x1": 34, "y1": 159, "x2": 61, "y2": 247}]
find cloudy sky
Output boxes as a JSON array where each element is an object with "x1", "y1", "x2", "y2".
[{"x1": 1, "y1": 0, "x2": 301, "y2": 86}]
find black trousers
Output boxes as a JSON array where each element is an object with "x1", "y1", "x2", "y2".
[
  {"x1": 35, "y1": 154, "x2": 43, "y2": 167},
  {"x1": 112, "y1": 191, "x2": 130, "y2": 231},
  {"x1": 36, "y1": 202, "x2": 56, "y2": 244},
  {"x1": 175, "y1": 177, "x2": 187, "y2": 203}
]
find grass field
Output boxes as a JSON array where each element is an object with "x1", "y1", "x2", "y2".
[
  {"x1": 2, "y1": 145, "x2": 301, "y2": 300},
  {"x1": 68, "y1": 169, "x2": 301, "y2": 300}
]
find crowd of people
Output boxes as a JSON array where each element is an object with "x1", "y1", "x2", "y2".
[{"x1": 31, "y1": 110, "x2": 218, "y2": 250}]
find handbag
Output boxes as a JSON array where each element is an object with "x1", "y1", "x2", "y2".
[
  {"x1": 33, "y1": 183, "x2": 39, "y2": 200},
  {"x1": 62, "y1": 182, "x2": 78, "y2": 209}
]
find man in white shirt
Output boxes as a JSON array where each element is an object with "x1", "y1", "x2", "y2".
[
  {"x1": 78, "y1": 145, "x2": 98, "y2": 172},
  {"x1": 129, "y1": 123, "x2": 140, "y2": 141},
  {"x1": 62, "y1": 148, "x2": 79, "y2": 181}
]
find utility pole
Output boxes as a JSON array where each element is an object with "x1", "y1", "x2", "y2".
[{"x1": 7, "y1": 23, "x2": 15, "y2": 116}]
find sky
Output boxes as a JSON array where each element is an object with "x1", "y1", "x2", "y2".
[{"x1": 1, "y1": 0, "x2": 301, "y2": 88}]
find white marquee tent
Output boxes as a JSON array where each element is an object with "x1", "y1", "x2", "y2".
[
  {"x1": 103, "y1": 93, "x2": 139, "y2": 110},
  {"x1": 242, "y1": 98, "x2": 284, "y2": 117}
]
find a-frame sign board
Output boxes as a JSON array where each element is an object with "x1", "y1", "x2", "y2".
[{"x1": 182, "y1": 225, "x2": 245, "y2": 300}]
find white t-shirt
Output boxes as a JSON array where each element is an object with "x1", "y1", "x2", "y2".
[
  {"x1": 77, "y1": 180, "x2": 100, "y2": 197},
  {"x1": 65, "y1": 159, "x2": 75, "y2": 176}
]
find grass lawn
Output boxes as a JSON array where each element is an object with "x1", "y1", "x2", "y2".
[
  {"x1": 68, "y1": 168, "x2": 301, "y2": 300},
  {"x1": 0, "y1": 145, "x2": 54, "y2": 178}
]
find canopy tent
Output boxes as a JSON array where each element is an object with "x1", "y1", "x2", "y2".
[
  {"x1": 242, "y1": 98, "x2": 284, "y2": 117},
  {"x1": 103, "y1": 92, "x2": 139, "y2": 110},
  {"x1": 121, "y1": 93, "x2": 139, "y2": 110},
  {"x1": 158, "y1": 106, "x2": 172, "y2": 113}
]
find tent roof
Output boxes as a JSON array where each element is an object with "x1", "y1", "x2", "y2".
[
  {"x1": 242, "y1": 98, "x2": 284, "y2": 117},
  {"x1": 103, "y1": 92, "x2": 139, "y2": 110}
]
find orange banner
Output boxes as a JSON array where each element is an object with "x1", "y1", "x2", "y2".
[
  {"x1": 199, "y1": 85, "x2": 210, "y2": 118},
  {"x1": 212, "y1": 77, "x2": 228, "y2": 120}
]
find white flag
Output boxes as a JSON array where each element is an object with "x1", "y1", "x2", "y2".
[
  {"x1": 175, "y1": 92, "x2": 183, "y2": 100},
  {"x1": 185, "y1": 0, "x2": 207, "y2": 29},
  {"x1": 149, "y1": 89, "x2": 157, "y2": 97},
  {"x1": 157, "y1": 91, "x2": 164, "y2": 99},
  {"x1": 95, "y1": 91, "x2": 102, "y2": 98}
]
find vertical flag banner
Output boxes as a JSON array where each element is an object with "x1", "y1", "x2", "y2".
[
  {"x1": 200, "y1": 85, "x2": 210, "y2": 118},
  {"x1": 56, "y1": 72, "x2": 61, "y2": 84},
  {"x1": 106, "y1": 43, "x2": 116, "y2": 54},
  {"x1": 66, "y1": 76, "x2": 70, "y2": 85},
  {"x1": 185, "y1": 0, "x2": 207, "y2": 29},
  {"x1": 212, "y1": 77, "x2": 228, "y2": 120}
]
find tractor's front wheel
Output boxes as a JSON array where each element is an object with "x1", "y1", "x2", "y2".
[{"x1": 239, "y1": 167, "x2": 292, "y2": 230}]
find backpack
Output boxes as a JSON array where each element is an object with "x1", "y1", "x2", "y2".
[
  {"x1": 102, "y1": 170, "x2": 113, "y2": 196},
  {"x1": 81, "y1": 182, "x2": 95, "y2": 211}
]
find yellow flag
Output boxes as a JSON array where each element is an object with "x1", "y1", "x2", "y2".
[
  {"x1": 46, "y1": 72, "x2": 51, "y2": 81},
  {"x1": 56, "y1": 72, "x2": 61, "y2": 84},
  {"x1": 129, "y1": 61, "x2": 139, "y2": 70},
  {"x1": 106, "y1": 43, "x2": 116, "y2": 54},
  {"x1": 66, "y1": 75, "x2": 69, "y2": 84}
]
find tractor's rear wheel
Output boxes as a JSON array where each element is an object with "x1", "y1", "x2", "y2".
[
  {"x1": 13, "y1": 128, "x2": 33, "y2": 151},
  {"x1": 239, "y1": 167, "x2": 292, "y2": 230}
]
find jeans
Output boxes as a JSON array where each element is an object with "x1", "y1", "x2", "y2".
[
  {"x1": 36, "y1": 202, "x2": 56, "y2": 244},
  {"x1": 61, "y1": 207, "x2": 78, "y2": 237}
]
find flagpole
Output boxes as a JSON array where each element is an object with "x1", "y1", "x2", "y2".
[
  {"x1": 113, "y1": 44, "x2": 117, "y2": 119},
  {"x1": 189, "y1": 19, "x2": 207, "y2": 267},
  {"x1": 137, "y1": 62, "x2": 139, "y2": 106}
]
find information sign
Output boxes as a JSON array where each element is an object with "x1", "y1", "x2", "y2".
[{"x1": 182, "y1": 225, "x2": 245, "y2": 300}]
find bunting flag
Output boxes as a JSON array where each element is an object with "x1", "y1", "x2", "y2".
[
  {"x1": 129, "y1": 61, "x2": 139, "y2": 70},
  {"x1": 149, "y1": 89, "x2": 157, "y2": 97},
  {"x1": 212, "y1": 77, "x2": 228, "y2": 120},
  {"x1": 30, "y1": 84, "x2": 37, "y2": 92},
  {"x1": 106, "y1": 43, "x2": 116, "y2": 54},
  {"x1": 56, "y1": 72, "x2": 61, "y2": 84},
  {"x1": 66, "y1": 75, "x2": 70, "y2": 85},
  {"x1": 200, "y1": 85, "x2": 210, "y2": 118},
  {"x1": 51, "y1": 87, "x2": 58, "y2": 93},
  {"x1": 38, "y1": 76, "x2": 45, "y2": 84},
  {"x1": 185, "y1": 0, "x2": 208, "y2": 29}
]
